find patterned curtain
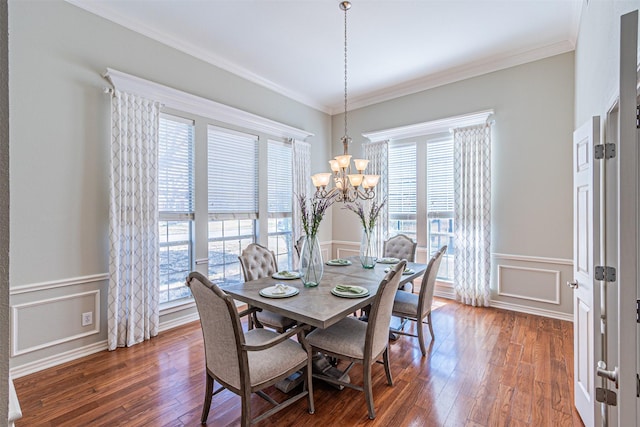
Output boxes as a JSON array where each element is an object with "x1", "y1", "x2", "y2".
[
  {"x1": 453, "y1": 123, "x2": 491, "y2": 307},
  {"x1": 363, "y1": 140, "x2": 389, "y2": 254},
  {"x1": 292, "y1": 139, "x2": 311, "y2": 265},
  {"x1": 108, "y1": 90, "x2": 161, "y2": 350}
]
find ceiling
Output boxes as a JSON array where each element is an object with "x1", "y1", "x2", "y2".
[{"x1": 68, "y1": 0, "x2": 583, "y2": 114}]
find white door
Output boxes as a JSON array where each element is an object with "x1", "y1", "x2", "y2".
[
  {"x1": 615, "y1": 9, "x2": 638, "y2": 426},
  {"x1": 573, "y1": 116, "x2": 601, "y2": 427}
]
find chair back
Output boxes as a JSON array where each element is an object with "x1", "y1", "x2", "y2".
[
  {"x1": 383, "y1": 234, "x2": 417, "y2": 262},
  {"x1": 418, "y1": 246, "x2": 447, "y2": 316},
  {"x1": 366, "y1": 260, "x2": 406, "y2": 358},
  {"x1": 238, "y1": 243, "x2": 278, "y2": 281},
  {"x1": 186, "y1": 271, "x2": 246, "y2": 390},
  {"x1": 294, "y1": 236, "x2": 305, "y2": 257}
]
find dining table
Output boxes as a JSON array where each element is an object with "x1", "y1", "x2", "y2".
[
  {"x1": 224, "y1": 255, "x2": 427, "y2": 391},
  {"x1": 224, "y1": 256, "x2": 427, "y2": 330}
]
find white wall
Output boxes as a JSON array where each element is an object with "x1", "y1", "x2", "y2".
[
  {"x1": 7, "y1": 0, "x2": 331, "y2": 374},
  {"x1": 330, "y1": 52, "x2": 576, "y2": 319}
]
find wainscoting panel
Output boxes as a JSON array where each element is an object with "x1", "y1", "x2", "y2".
[
  {"x1": 497, "y1": 265, "x2": 560, "y2": 304},
  {"x1": 11, "y1": 290, "x2": 101, "y2": 357},
  {"x1": 492, "y1": 253, "x2": 573, "y2": 317}
]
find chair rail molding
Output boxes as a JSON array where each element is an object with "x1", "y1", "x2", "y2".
[{"x1": 10, "y1": 273, "x2": 109, "y2": 295}]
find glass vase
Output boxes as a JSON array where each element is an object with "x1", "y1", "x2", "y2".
[
  {"x1": 360, "y1": 228, "x2": 378, "y2": 269},
  {"x1": 299, "y1": 234, "x2": 323, "y2": 287}
]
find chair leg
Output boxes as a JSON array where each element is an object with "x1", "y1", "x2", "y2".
[
  {"x1": 427, "y1": 312, "x2": 435, "y2": 340},
  {"x1": 201, "y1": 372, "x2": 214, "y2": 423},
  {"x1": 363, "y1": 362, "x2": 375, "y2": 419},
  {"x1": 417, "y1": 318, "x2": 427, "y2": 357},
  {"x1": 382, "y1": 347, "x2": 393, "y2": 386},
  {"x1": 305, "y1": 361, "x2": 315, "y2": 414},
  {"x1": 241, "y1": 389, "x2": 252, "y2": 427}
]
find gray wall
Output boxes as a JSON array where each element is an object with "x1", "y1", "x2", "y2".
[
  {"x1": 8, "y1": 0, "x2": 330, "y2": 372},
  {"x1": 1, "y1": 0, "x2": 9, "y2": 420},
  {"x1": 330, "y1": 52, "x2": 576, "y2": 318}
]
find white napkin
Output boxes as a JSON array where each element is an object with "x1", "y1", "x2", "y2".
[{"x1": 272, "y1": 283, "x2": 289, "y2": 294}]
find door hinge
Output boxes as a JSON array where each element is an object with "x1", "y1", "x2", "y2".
[
  {"x1": 595, "y1": 265, "x2": 617, "y2": 282},
  {"x1": 594, "y1": 143, "x2": 616, "y2": 159},
  {"x1": 637, "y1": 300, "x2": 640, "y2": 323},
  {"x1": 637, "y1": 373, "x2": 640, "y2": 397},
  {"x1": 596, "y1": 387, "x2": 618, "y2": 406},
  {"x1": 637, "y1": 104, "x2": 640, "y2": 128}
]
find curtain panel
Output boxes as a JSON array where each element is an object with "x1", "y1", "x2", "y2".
[
  {"x1": 363, "y1": 140, "x2": 389, "y2": 254},
  {"x1": 108, "y1": 90, "x2": 161, "y2": 350},
  {"x1": 453, "y1": 123, "x2": 492, "y2": 307},
  {"x1": 292, "y1": 139, "x2": 311, "y2": 264}
]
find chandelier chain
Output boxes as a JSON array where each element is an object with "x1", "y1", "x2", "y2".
[{"x1": 344, "y1": 3, "x2": 348, "y2": 140}]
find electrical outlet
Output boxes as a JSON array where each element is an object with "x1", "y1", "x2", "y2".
[{"x1": 82, "y1": 311, "x2": 93, "y2": 327}]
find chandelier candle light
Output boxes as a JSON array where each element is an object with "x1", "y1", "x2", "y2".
[{"x1": 311, "y1": 1, "x2": 379, "y2": 203}]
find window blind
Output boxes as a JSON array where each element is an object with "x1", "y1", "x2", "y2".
[
  {"x1": 426, "y1": 138, "x2": 454, "y2": 217},
  {"x1": 388, "y1": 142, "x2": 417, "y2": 219},
  {"x1": 208, "y1": 126, "x2": 258, "y2": 219},
  {"x1": 267, "y1": 140, "x2": 292, "y2": 216},
  {"x1": 158, "y1": 114, "x2": 194, "y2": 215}
]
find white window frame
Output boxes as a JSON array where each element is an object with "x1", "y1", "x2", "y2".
[
  {"x1": 104, "y1": 69, "x2": 314, "y2": 311},
  {"x1": 363, "y1": 110, "x2": 493, "y2": 282}
]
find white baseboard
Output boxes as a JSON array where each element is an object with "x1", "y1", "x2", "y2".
[
  {"x1": 489, "y1": 300, "x2": 573, "y2": 322},
  {"x1": 10, "y1": 340, "x2": 108, "y2": 379},
  {"x1": 158, "y1": 312, "x2": 200, "y2": 332},
  {"x1": 11, "y1": 312, "x2": 201, "y2": 378}
]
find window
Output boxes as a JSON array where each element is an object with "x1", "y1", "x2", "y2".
[
  {"x1": 158, "y1": 114, "x2": 195, "y2": 303},
  {"x1": 207, "y1": 126, "x2": 258, "y2": 286},
  {"x1": 267, "y1": 140, "x2": 294, "y2": 270},
  {"x1": 387, "y1": 137, "x2": 455, "y2": 281},
  {"x1": 388, "y1": 142, "x2": 417, "y2": 241},
  {"x1": 426, "y1": 139, "x2": 454, "y2": 281}
]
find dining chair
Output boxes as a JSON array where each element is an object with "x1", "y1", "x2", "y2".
[
  {"x1": 294, "y1": 236, "x2": 305, "y2": 257},
  {"x1": 383, "y1": 234, "x2": 417, "y2": 292},
  {"x1": 239, "y1": 243, "x2": 297, "y2": 332},
  {"x1": 305, "y1": 260, "x2": 406, "y2": 420},
  {"x1": 383, "y1": 234, "x2": 417, "y2": 262},
  {"x1": 390, "y1": 245, "x2": 447, "y2": 356},
  {"x1": 186, "y1": 271, "x2": 314, "y2": 426}
]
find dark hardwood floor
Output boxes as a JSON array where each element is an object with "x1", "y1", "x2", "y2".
[{"x1": 13, "y1": 298, "x2": 584, "y2": 426}]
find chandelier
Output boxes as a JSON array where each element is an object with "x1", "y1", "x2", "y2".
[{"x1": 311, "y1": 1, "x2": 379, "y2": 203}]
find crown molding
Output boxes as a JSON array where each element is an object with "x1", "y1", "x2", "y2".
[
  {"x1": 66, "y1": 0, "x2": 330, "y2": 114},
  {"x1": 334, "y1": 40, "x2": 575, "y2": 114},
  {"x1": 69, "y1": 0, "x2": 575, "y2": 117},
  {"x1": 104, "y1": 68, "x2": 314, "y2": 141}
]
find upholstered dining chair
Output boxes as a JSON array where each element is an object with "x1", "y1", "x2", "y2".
[
  {"x1": 390, "y1": 245, "x2": 447, "y2": 356},
  {"x1": 305, "y1": 261, "x2": 406, "y2": 420},
  {"x1": 294, "y1": 236, "x2": 305, "y2": 257},
  {"x1": 186, "y1": 271, "x2": 314, "y2": 426},
  {"x1": 239, "y1": 243, "x2": 297, "y2": 332},
  {"x1": 383, "y1": 234, "x2": 417, "y2": 292},
  {"x1": 383, "y1": 234, "x2": 417, "y2": 262}
]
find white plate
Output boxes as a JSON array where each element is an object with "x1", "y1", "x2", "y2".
[
  {"x1": 272, "y1": 271, "x2": 301, "y2": 280},
  {"x1": 384, "y1": 267, "x2": 416, "y2": 275},
  {"x1": 378, "y1": 257, "x2": 400, "y2": 264},
  {"x1": 326, "y1": 259, "x2": 352, "y2": 266},
  {"x1": 331, "y1": 285, "x2": 369, "y2": 298},
  {"x1": 259, "y1": 284, "x2": 300, "y2": 298}
]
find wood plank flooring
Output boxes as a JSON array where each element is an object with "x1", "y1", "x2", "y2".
[{"x1": 13, "y1": 299, "x2": 584, "y2": 426}]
